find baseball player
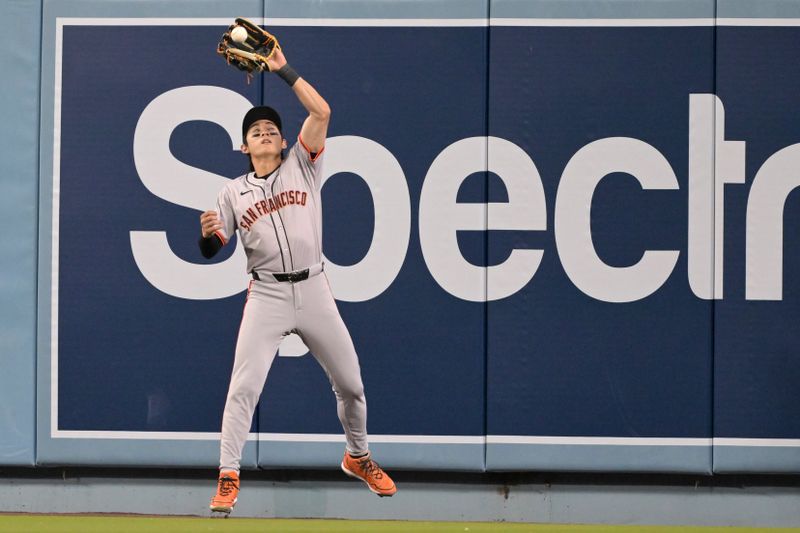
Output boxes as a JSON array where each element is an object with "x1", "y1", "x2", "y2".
[{"x1": 201, "y1": 47, "x2": 396, "y2": 515}]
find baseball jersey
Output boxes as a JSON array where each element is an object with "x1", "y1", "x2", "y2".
[{"x1": 213, "y1": 136, "x2": 324, "y2": 274}]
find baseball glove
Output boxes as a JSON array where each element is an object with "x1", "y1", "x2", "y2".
[{"x1": 217, "y1": 18, "x2": 281, "y2": 78}]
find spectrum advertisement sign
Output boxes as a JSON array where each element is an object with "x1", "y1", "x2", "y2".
[{"x1": 41, "y1": 19, "x2": 800, "y2": 472}]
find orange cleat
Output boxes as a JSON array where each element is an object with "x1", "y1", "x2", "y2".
[
  {"x1": 341, "y1": 451, "x2": 397, "y2": 497},
  {"x1": 209, "y1": 470, "x2": 240, "y2": 515}
]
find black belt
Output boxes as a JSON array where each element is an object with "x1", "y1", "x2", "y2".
[{"x1": 251, "y1": 268, "x2": 309, "y2": 283}]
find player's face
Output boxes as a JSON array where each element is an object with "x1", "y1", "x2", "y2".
[{"x1": 242, "y1": 120, "x2": 287, "y2": 158}]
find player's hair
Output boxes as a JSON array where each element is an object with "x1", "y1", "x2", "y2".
[{"x1": 241, "y1": 106, "x2": 285, "y2": 173}]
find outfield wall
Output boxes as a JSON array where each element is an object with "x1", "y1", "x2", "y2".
[{"x1": 2, "y1": 0, "x2": 800, "y2": 475}]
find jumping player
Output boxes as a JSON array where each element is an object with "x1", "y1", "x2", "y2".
[{"x1": 200, "y1": 47, "x2": 396, "y2": 515}]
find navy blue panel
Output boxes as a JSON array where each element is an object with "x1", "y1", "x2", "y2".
[
  {"x1": 714, "y1": 27, "x2": 800, "y2": 443},
  {"x1": 57, "y1": 25, "x2": 262, "y2": 433},
  {"x1": 255, "y1": 26, "x2": 487, "y2": 439},
  {"x1": 56, "y1": 24, "x2": 487, "y2": 444},
  {"x1": 487, "y1": 26, "x2": 715, "y2": 443}
]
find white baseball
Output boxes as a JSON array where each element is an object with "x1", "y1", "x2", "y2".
[{"x1": 231, "y1": 26, "x2": 248, "y2": 43}]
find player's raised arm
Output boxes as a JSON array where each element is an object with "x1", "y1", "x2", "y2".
[{"x1": 266, "y1": 49, "x2": 330, "y2": 154}]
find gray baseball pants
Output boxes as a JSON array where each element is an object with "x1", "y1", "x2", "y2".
[{"x1": 219, "y1": 266, "x2": 368, "y2": 472}]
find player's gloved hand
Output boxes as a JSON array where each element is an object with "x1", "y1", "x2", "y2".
[
  {"x1": 217, "y1": 18, "x2": 281, "y2": 76},
  {"x1": 200, "y1": 210, "x2": 223, "y2": 239}
]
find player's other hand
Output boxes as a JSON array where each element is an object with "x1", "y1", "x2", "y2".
[
  {"x1": 266, "y1": 47, "x2": 287, "y2": 72},
  {"x1": 201, "y1": 210, "x2": 223, "y2": 238}
]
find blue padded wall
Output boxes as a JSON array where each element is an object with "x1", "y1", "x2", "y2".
[
  {"x1": 485, "y1": 0, "x2": 716, "y2": 473},
  {"x1": 0, "y1": 0, "x2": 41, "y2": 467},
  {"x1": 13, "y1": 0, "x2": 800, "y2": 473},
  {"x1": 712, "y1": 0, "x2": 800, "y2": 473}
]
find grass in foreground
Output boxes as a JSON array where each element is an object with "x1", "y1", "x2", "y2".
[{"x1": 0, "y1": 516, "x2": 798, "y2": 533}]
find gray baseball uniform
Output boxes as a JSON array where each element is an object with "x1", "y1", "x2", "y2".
[{"x1": 213, "y1": 136, "x2": 367, "y2": 473}]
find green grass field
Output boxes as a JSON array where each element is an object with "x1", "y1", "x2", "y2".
[{"x1": 0, "y1": 516, "x2": 798, "y2": 533}]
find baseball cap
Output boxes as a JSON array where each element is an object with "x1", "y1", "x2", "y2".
[{"x1": 242, "y1": 106, "x2": 282, "y2": 139}]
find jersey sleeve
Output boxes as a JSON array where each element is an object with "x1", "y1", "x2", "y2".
[
  {"x1": 289, "y1": 134, "x2": 325, "y2": 188},
  {"x1": 214, "y1": 186, "x2": 237, "y2": 245}
]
